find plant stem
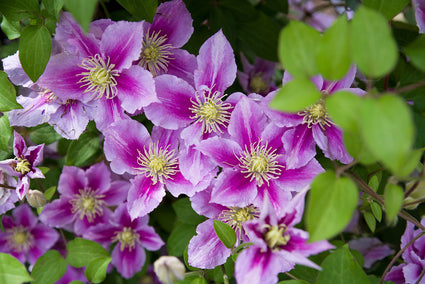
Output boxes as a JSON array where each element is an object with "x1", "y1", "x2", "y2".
[{"x1": 0, "y1": 183, "x2": 16, "y2": 190}]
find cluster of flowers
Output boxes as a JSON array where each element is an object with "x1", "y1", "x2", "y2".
[{"x1": 0, "y1": 0, "x2": 424, "y2": 283}]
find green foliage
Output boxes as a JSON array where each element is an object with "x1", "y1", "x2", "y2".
[
  {"x1": 19, "y1": 24, "x2": 52, "y2": 82},
  {"x1": 326, "y1": 91, "x2": 362, "y2": 132},
  {"x1": 85, "y1": 256, "x2": 112, "y2": 283},
  {"x1": 384, "y1": 183, "x2": 404, "y2": 222},
  {"x1": 0, "y1": 253, "x2": 32, "y2": 284},
  {"x1": 278, "y1": 281, "x2": 309, "y2": 284},
  {"x1": 316, "y1": 245, "x2": 370, "y2": 284},
  {"x1": 306, "y1": 171, "x2": 358, "y2": 242},
  {"x1": 213, "y1": 220, "x2": 237, "y2": 249},
  {"x1": 116, "y1": 0, "x2": 157, "y2": 22},
  {"x1": 167, "y1": 222, "x2": 197, "y2": 257},
  {"x1": 363, "y1": 0, "x2": 410, "y2": 20},
  {"x1": 31, "y1": 250, "x2": 67, "y2": 284},
  {"x1": 29, "y1": 124, "x2": 62, "y2": 145},
  {"x1": 0, "y1": 114, "x2": 12, "y2": 152},
  {"x1": 404, "y1": 34, "x2": 425, "y2": 72},
  {"x1": 316, "y1": 15, "x2": 351, "y2": 80},
  {"x1": 42, "y1": 0, "x2": 65, "y2": 21},
  {"x1": 65, "y1": 131, "x2": 101, "y2": 167},
  {"x1": 351, "y1": 6, "x2": 398, "y2": 78},
  {"x1": 1, "y1": 17, "x2": 21, "y2": 40},
  {"x1": 270, "y1": 78, "x2": 321, "y2": 112},
  {"x1": 64, "y1": 0, "x2": 98, "y2": 33},
  {"x1": 0, "y1": 71, "x2": 22, "y2": 112},
  {"x1": 172, "y1": 198, "x2": 205, "y2": 226},
  {"x1": 0, "y1": 0, "x2": 40, "y2": 21},
  {"x1": 66, "y1": 238, "x2": 110, "y2": 268}
]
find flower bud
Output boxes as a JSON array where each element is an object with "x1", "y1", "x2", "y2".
[
  {"x1": 26, "y1": 190, "x2": 47, "y2": 208},
  {"x1": 154, "y1": 256, "x2": 185, "y2": 284}
]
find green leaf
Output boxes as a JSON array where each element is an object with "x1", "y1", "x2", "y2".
[
  {"x1": 44, "y1": 186, "x2": 56, "y2": 200},
  {"x1": 316, "y1": 245, "x2": 370, "y2": 284},
  {"x1": 351, "y1": 6, "x2": 398, "y2": 78},
  {"x1": 42, "y1": 0, "x2": 65, "y2": 20},
  {"x1": 363, "y1": 0, "x2": 410, "y2": 20},
  {"x1": 168, "y1": 223, "x2": 196, "y2": 257},
  {"x1": 278, "y1": 21, "x2": 321, "y2": 77},
  {"x1": 19, "y1": 24, "x2": 51, "y2": 82},
  {"x1": 278, "y1": 281, "x2": 310, "y2": 284},
  {"x1": 64, "y1": 0, "x2": 98, "y2": 33},
  {"x1": 316, "y1": 15, "x2": 351, "y2": 80},
  {"x1": 0, "y1": 252, "x2": 33, "y2": 284},
  {"x1": 343, "y1": 130, "x2": 377, "y2": 165},
  {"x1": 65, "y1": 131, "x2": 100, "y2": 167},
  {"x1": 1, "y1": 17, "x2": 21, "y2": 40},
  {"x1": 30, "y1": 124, "x2": 62, "y2": 145},
  {"x1": 172, "y1": 198, "x2": 205, "y2": 226},
  {"x1": 269, "y1": 78, "x2": 321, "y2": 112},
  {"x1": 306, "y1": 171, "x2": 358, "y2": 242},
  {"x1": 213, "y1": 220, "x2": 237, "y2": 249},
  {"x1": 326, "y1": 91, "x2": 362, "y2": 132},
  {"x1": 370, "y1": 201, "x2": 382, "y2": 222},
  {"x1": 0, "y1": 71, "x2": 22, "y2": 111},
  {"x1": 116, "y1": 0, "x2": 157, "y2": 22},
  {"x1": 360, "y1": 95, "x2": 414, "y2": 176},
  {"x1": 0, "y1": 0, "x2": 40, "y2": 21},
  {"x1": 69, "y1": 282, "x2": 85, "y2": 284},
  {"x1": 66, "y1": 238, "x2": 109, "y2": 268},
  {"x1": 404, "y1": 34, "x2": 425, "y2": 73},
  {"x1": 363, "y1": 211, "x2": 376, "y2": 232},
  {"x1": 85, "y1": 257, "x2": 112, "y2": 283},
  {"x1": 0, "y1": 114, "x2": 13, "y2": 152},
  {"x1": 384, "y1": 183, "x2": 404, "y2": 222},
  {"x1": 368, "y1": 174, "x2": 380, "y2": 192},
  {"x1": 31, "y1": 250, "x2": 67, "y2": 284}
]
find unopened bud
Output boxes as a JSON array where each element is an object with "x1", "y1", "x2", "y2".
[
  {"x1": 26, "y1": 190, "x2": 47, "y2": 208},
  {"x1": 154, "y1": 256, "x2": 185, "y2": 284}
]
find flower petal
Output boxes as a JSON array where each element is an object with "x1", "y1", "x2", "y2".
[{"x1": 112, "y1": 245, "x2": 146, "y2": 279}]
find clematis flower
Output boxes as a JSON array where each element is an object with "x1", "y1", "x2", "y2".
[
  {"x1": 265, "y1": 66, "x2": 365, "y2": 165},
  {"x1": 104, "y1": 118, "x2": 212, "y2": 219},
  {"x1": 84, "y1": 203, "x2": 164, "y2": 279},
  {"x1": 39, "y1": 162, "x2": 128, "y2": 235},
  {"x1": 234, "y1": 190, "x2": 334, "y2": 284},
  {"x1": 413, "y1": 0, "x2": 425, "y2": 33},
  {"x1": 37, "y1": 12, "x2": 157, "y2": 132},
  {"x1": 0, "y1": 204, "x2": 59, "y2": 265},
  {"x1": 137, "y1": 0, "x2": 197, "y2": 83},
  {"x1": 0, "y1": 131, "x2": 44, "y2": 199},
  {"x1": 197, "y1": 95, "x2": 323, "y2": 213},
  {"x1": 0, "y1": 171, "x2": 19, "y2": 215},
  {"x1": 385, "y1": 218, "x2": 425, "y2": 284},
  {"x1": 348, "y1": 237, "x2": 394, "y2": 269}
]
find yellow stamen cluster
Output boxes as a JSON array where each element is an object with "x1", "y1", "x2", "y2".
[
  {"x1": 113, "y1": 227, "x2": 140, "y2": 251},
  {"x1": 263, "y1": 224, "x2": 290, "y2": 250},
  {"x1": 14, "y1": 158, "x2": 31, "y2": 175},
  {"x1": 6, "y1": 226, "x2": 34, "y2": 252},
  {"x1": 298, "y1": 100, "x2": 334, "y2": 129},
  {"x1": 219, "y1": 205, "x2": 260, "y2": 237},
  {"x1": 70, "y1": 188, "x2": 106, "y2": 222},
  {"x1": 139, "y1": 29, "x2": 174, "y2": 76}
]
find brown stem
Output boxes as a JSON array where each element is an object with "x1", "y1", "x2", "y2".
[
  {"x1": 380, "y1": 231, "x2": 425, "y2": 284},
  {"x1": 0, "y1": 183, "x2": 16, "y2": 190},
  {"x1": 416, "y1": 267, "x2": 425, "y2": 284},
  {"x1": 404, "y1": 197, "x2": 425, "y2": 208},
  {"x1": 391, "y1": 80, "x2": 425, "y2": 94},
  {"x1": 284, "y1": 272, "x2": 298, "y2": 280}
]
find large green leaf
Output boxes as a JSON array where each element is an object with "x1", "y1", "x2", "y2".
[
  {"x1": 351, "y1": 6, "x2": 398, "y2": 78},
  {"x1": 167, "y1": 222, "x2": 196, "y2": 257},
  {"x1": 359, "y1": 95, "x2": 414, "y2": 176},
  {"x1": 306, "y1": 171, "x2": 358, "y2": 242},
  {"x1": 19, "y1": 24, "x2": 52, "y2": 82},
  {"x1": 316, "y1": 15, "x2": 351, "y2": 80},
  {"x1": 326, "y1": 91, "x2": 362, "y2": 132},
  {"x1": 384, "y1": 183, "x2": 404, "y2": 222},
  {"x1": 0, "y1": 0, "x2": 40, "y2": 21},
  {"x1": 278, "y1": 21, "x2": 321, "y2": 77},
  {"x1": 269, "y1": 77, "x2": 321, "y2": 112},
  {"x1": 31, "y1": 250, "x2": 67, "y2": 284},
  {"x1": 0, "y1": 253, "x2": 33, "y2": 284},
  {"x1": 66, "y1": 238, "x2": 110, "y2": 268},
  {"x1": 42, "y1": 0, "x2": 65, "y2": 20},
  {"x1": 64, "y1": 0, "x2": 98, "y2": 33},
  {"x1": 0, "y1": 71, "x2": 22, "y2": 112},
  {"x1": 29, "y1": 124, "x2": 62, "y2": 145},
  {"x1": 116, "y1": 0, "x2": 157, "y2": 22},
  {"x1": 404, "y1": 34, "x2": 425, "y2": 73},
  {"x1": 65, "y1": 131, "x2": 101, "y2": 167},
  {"x1": 85, "y1": 257, "x2": 112, "y2": 283},
  {"x1": 213, "y1": 220, "x2": 236, "y2": 249},
  {"x1": 0, "y1": 113, "x2": 13, "y2": 152},
  {"x1": 1, "y1": 17, "x2": 21, "y2": 40},
  {"x1": 363, "y1": 0, "x2": 410, "y2": 20},
  {"x1": 316, "y1": 245, "x2": 370, "y2": 284},
  {"x1": 172, "y1": 198, "x2": 205, "y2": 226}
]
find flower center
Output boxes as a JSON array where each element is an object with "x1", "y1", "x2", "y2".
[
  {"x1": 237, "y1": 141, "x2": 284, "y2": 187},
  {"x1": 189, "y1": 89, "x2": 233, "y2": 134},
  {"x1": 264, "y1": 224, "x2": 290, "y2": 250},
  {"x1": 219, "y1": 205, "x2": 260, "y2": 237},
  {"x1": 249, "y1": 73, "x2": 269, "y2": 94},
  {"x1": 6, "y1": 226, "x2": 33, "y2": 252},
  {"x1": 113, "y1": 227, "x2": 140, "y2": 251},
  {"x1": 77, "y1": 54, "x2": 119, "y2": 100},
  {"x1": 14, "y1": 158, "x2": 31, "y2": 175},
  {"x1": 70, "y1": 188, "x2": 106, "y2": 222},
  {"x1": 138, "y1": 29, "x2": 174, "y2": 77},
  {"x1": 298, "y1": 100, "x2": 334, "y2": 129},
  {"x1": 135, "y1": 143, "x2": 179, "y2": 184}
]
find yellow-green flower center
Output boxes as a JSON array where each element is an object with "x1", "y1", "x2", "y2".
[
  {"x1": 249, "y1": 73, "x2": 269, "y2": 94},
  {"x1": 298, "y1": 100, "x2": 334, "y2": 129},
  {"x1": 77, "y1": 54, "x2": 119, "y2": 99},
  {"x1": 14, "y1": 158, "x2": 31, "y2": 175},
  {"x1": 139, "y1": 29, "x2": 174, "y2": 77},
  {"x1": 264, "y1": 224, "x2": 290, "y2": 250},
  {"x1": 70, "y1": 188, "x2": 106, "y2": 222},
  {"x1": 189, "y1": 89, "x2": 233, "y2": 133},
  {"x1": 237, "y1": 141, "x2": 284, "y2": 187},
  {"x1": 6, "y1": 226, "x2": 33, "y2": 252},
  {"x1": 219, "y1": 205, "x2": 260, "y2": 237},
  {"x1": 114, "y1": 227, "x2": 140, "y2": 251},
  {"x1": 135, "y1": 143, "x2": 179, "y2": 184}
]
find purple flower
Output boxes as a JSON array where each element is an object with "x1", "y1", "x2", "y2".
[
  {"x1": 84, "y1": 203, "x2": 164, "y2": 279},
  {"x1": 137, "y1": 0, "x2": 197, "y2": 82},
  {"x1": 0, "y1": 131, "x2": 44, "y2": 199},
  {"x1": 234, "y1": 190, "x2": 333, "y2": 284},
  {"x1": 197, "y1": 96, "x2": 323, "y2": 213},
  {"x1": 385, "y1": 218, "x2": 425, "y2": 284},
  {"x1": 265, "y1": 66, "x2": 365, "y2": 165},
  {"x1": 0, "y1": 204, "x2": 59, "y2": 265},
  {"x1": 37, "y1": 13, "x2": 157, "y2": 131},
  {"x1": 348, "y1": 237, "x2": 394, "y2": 269},
  {"x1": 0, "y1": 172, "x2": 19, "y2": 214},
  {"x1": 39, "y1": 162, "x2": 128, "y2": 235},
  {"x1": 413, "y1": 0, "x2": 425, "y2": 33},
  {"x1": 104, "y1": 119, "x2": 210, "y2": 219}
]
